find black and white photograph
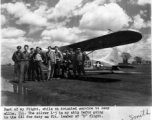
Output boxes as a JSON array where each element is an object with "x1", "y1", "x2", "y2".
[{"x1": 1, "y1": 0, "x2": 151, "y2": 108}]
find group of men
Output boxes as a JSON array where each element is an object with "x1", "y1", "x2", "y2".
[{"x1": 12, "y1": 45, "x2": 87, "y2": 84}]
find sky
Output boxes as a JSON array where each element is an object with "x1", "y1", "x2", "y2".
[{"x1": 1, "y1": 0, "x2": 151, "y2": 64}]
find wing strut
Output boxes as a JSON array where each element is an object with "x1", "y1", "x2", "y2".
[{"x1": 86, "y1": 50, "x2": 95, "y2": 55}]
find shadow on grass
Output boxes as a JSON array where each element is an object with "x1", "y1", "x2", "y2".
[
  {"x1": 97, "y1": 71, "x2": 142, "y2": 75},
  {"x1": 68, "y1": 77, "x2": 121, "y2": 83}
]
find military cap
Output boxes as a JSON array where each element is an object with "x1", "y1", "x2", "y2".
[
  {"x1": 24, "y1": 45, "x2": 29, "y2": 48},
  {"x1": 36, "y1": 46, "x2": 40, "y2": 49},
  {"x1": 48, "y1": 46, "x2": 52, "y2": 49},
  {"x1": 17, "y1": 46, "x2": 21, "y2": 49},
  {"x1": 30, "y1": 48, "x2": 34, "y2": 50}
]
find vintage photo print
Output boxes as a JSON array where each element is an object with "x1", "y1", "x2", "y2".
[{"x1": 0, "y1": 0, "x2": 151, "y2": 119}]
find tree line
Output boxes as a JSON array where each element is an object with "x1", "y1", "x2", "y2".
[{"x1": 121, "y1": 52, "x2": 151, "y2": 65}]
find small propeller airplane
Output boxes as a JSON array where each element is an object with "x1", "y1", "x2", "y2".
[
  {"x1": 42, "y1": 29, "x2": 142, "y2": 74},
  {"x1": 84, "y1": 47, "x2": 121, "y2": 74}
]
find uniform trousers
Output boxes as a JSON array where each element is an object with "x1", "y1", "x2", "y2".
[
  {"x1": 77, "y1": 64, "x2": 85, "y2": 76},
  {"x1": 14, "y1": 62, "x2": 21, "y2": 82},
  {"x1": 34, "y1": 61, "x2": 44, "y2": 81},
  {"x1": 28, "y1": 61, "x2": 35, "y2": 81},
  {"x1": 47, "y1": 60, "x2": 55, "y2": 78},
  {"x1": 19, "y1": 61, "x2": 29, "y2": 83}
]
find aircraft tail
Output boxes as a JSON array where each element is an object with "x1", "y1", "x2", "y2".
[{"x1": 100, "y1": 47, "x2": 119, "y2": 66}]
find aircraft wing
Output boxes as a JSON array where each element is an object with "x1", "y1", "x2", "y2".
[{"x1": 59, "y1": 30, "x2": 142, "y2": 51}]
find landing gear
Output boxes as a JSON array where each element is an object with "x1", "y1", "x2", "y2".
[
  {"x1": 111, "y1": 70, "x2": 114, "y2": 74},
  {"x1": 111, "y1": 66, "x2": 121, "y2": 73}
]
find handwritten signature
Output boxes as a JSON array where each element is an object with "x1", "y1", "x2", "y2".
[{"x1": 128, "y1": 109, "x2": 150, "y2": 120}]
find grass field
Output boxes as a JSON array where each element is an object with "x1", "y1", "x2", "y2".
[{"x1": 1, "y1": 65, "x2": 151, "y2": 106}]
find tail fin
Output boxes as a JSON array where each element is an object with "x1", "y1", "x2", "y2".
[{"x1": 100, "y1": 47, "x2": 119, "y2": 66}]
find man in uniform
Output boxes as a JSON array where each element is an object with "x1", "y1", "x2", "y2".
[
  {"x1": 68, "y1": 49, "x2": 75, "y2": 78},
  {"x1": 33, "y1": 47, "x2": 45, "y2": 82},
  {"x1": 73, "y1": 49, "x2": 78, "y2": 78},
  {"x1": 54, "y1": 46, "x2": 63, "y2": 78},
  {"x1": 69, "y1": 49, "x2": 75, "y2": 67},
  {"x1": 28, "y1": 48, "x2": 35, "y2": 81},
  {"x1": 46, "y1": 46, "x2": 56, "y2": 81},
  {"x1": 62, "y1": 49, "x2": 71, "y2": 78},
  {"x1": 76, "y1": 48, "x2": 86, "y2": 79},
  {"x1": 12, "y1": 46, "x2": 22, "y2": 82},
  {"x1": 20, "y1": 45, "x2": 30, "y2": 83}
]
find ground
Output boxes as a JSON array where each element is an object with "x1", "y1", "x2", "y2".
[{"x1": 1, "y1": 65, "x2": 151, "y2": 106}]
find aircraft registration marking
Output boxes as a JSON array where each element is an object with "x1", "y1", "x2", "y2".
[
  {"x1": 84, "y1": 61, "x2": 92, "y2": 68},
  {"x1": 110, "y1": 59, "x2": 117, "y2": 63}
]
